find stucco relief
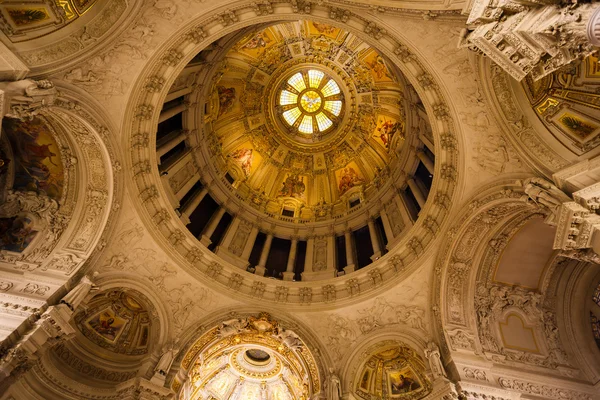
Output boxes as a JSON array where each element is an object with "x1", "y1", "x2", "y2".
[
  {"x1": 305, "y1": 265, "x2": 431, "y2": 362},
  {"x1": 95, "y1": 203, "x2": 241, "y2": 333}
]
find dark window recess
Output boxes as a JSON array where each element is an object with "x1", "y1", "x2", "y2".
[
  {"x1": 266, "y1": 237, "x2": 291, "y2": 279},
  {"x1": 156, "y1": 112, "x2": 183, "y2": 141},
  {"x1": 349, "y1": 198, "x2": 361, "y2": 208},
  {"x1": 188, "y1": 195, "x2": 218, "y2": 237},
  {"x1": 161, "y1": 96, "x2": 185, "y2": 113},
  {"x1": 375, "y1": 216, "x2": 388, "y2": 251},
  {"x1": 179, "y1": 181, "x2": 203, "y2": 216},
  {"x1": 248, "y1": 232, "x2": 266, "y2": 268},
  {"x1": 423, "y1": 145, "x2": 435, "y2": 165},
  {"x1": 336, "y1": 235, "x2": 347, "y2": 271},
  {"x1": 187, "y1": 52, "x2": 205, "y2": 66},
  {"x1": 159, "y1": 140, "x2": 187, "y2": 169},
  {"x1": 207, "y1": 212, "x2": 232, "y2": 252},
  {"x1": 353, "y1": 226, "x2": 373, "y2": 270},
  {"x1": 294, "y1": 241, "x2": 307, "y2": 281},
  {"x1": 415, "y1": 162, "x2": 433, "y2": 192},
  {"x1": 282, "y1": 208, "x2": 294, "y2": 217},
  {"x1": 402, "y1": 187, "x2": 421, "y2": 221},
  {"x1": 225, "y1": 173, "x2": 235, "y2": 184}
]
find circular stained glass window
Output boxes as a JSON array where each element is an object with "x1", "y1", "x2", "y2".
[{"x1": 279, "y1": 69, "x2": 344, "y2": 135}]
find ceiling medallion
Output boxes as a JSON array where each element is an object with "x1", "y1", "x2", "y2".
[{"x1": 278, "y1": 68, "x2": 344, "y2": 139}]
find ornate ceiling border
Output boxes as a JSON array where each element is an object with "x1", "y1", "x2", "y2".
[
  {"x1": 478, "y1": 57, "x2": 573, "y2": 177},
  {"x1": 123, "y1": 1, "x2": 462, "y2": 308}
]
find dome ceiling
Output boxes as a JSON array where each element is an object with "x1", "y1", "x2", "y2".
[
  {"x1": 354, "y1": 344, "x2": 431, "y2": 400},
  {"x1": 205, "y1": 20, "x2": 409, "y2": 219},
  {"x1": 73, "y1": 289, "x2": 154, "y2": 356},
  {"x1": 521, "y1": 55, "x2": 600, "y2": 156},
  {"x1": 184, "y1": 313, "x2": 317, "y2": 400}
]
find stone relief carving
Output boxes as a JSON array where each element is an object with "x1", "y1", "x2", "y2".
[
  {"x1": 461, "y1": 1, "x2": 598, "y2": 81},
  {"x1": 313, "y1": 237, "x2": 327, "y2": 271},
  {"x1": 324, "y1": 297, "x2": 427, "y2": 361},
  {"x1": 474, "y1": 282, "x2": 570, "y2": 368},
  {"x1": 0, "y1": 190, "x2": 70, "y2": 267},
  {"x1": 425, "y1": 341, "x2": 447, "y2": 379},
  {"x1": 0, "y1": 80, "x2": 58, "y2": 120},
  {"x1": 228, "y1": 220, "x2": 251, "y2": 257},
  {"x1": 520, "y1": 177, "x2": 571, "y2": 225},
  {"x1": 52, "y1": 342, "x2": 137, "y2": 383},
  {"x1": 488, "y1": 63, "x2": 569, "y2": 172},
  {"x1": 497, "y1": 377, "x2": 592, "y2": 400}
]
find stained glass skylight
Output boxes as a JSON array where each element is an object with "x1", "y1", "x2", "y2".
[{"x1": 278, "y1": 69, "x2": 343, "y2": 135}]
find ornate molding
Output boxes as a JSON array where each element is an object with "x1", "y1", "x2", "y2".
[{"x1": 124, "y1": 1, "x2": 461, "y2": 307}]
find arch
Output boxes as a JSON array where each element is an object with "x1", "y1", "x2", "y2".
[
  {"x1": 341, "y1": 330, "x2": 433, "y2": 400},
  {"x1": 87, "y1": 271, "x2": 172, "y2": 352},
  {"x1": 0, "y1": 83, "x2": 120, "y2": 343},
  {"x1": 554, "y1": 259, "x2": 600, "y2": 381},
  {"x1": 171, "y1": 311, "x2": 327, "y2": 398},
  {"x1": 121, "y1": 1, "x2": 463, "y2": 308}
]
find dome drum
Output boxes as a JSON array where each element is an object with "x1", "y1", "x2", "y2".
[{"x1": 151, "y1": 20, "x2": 437, "y2": 282}]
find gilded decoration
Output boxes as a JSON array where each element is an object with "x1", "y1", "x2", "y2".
[
  {"x1": 74, "y1": 289, "x2": 155, "y2": 355},
  {"x1": 354, "y1": 343, "x2": 431, "y2": 400},
  {"x1": 180, "y1": 313, "x2": 321, "y2": 399},
  {"x1": 0, "y1": 0, "x2": 98, "y2": 42},
  {"x1": 522, "y1": 55, "x2": 600, "y2": 154},
  {"x1": 207, "y1": 20, "x2": 408, "y2": 219}
]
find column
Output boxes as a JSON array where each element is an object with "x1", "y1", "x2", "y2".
[
  {"x1": 326, "y1": 234, "x2": 336, "y2": 272},
  {"x1": 407, "y1": 176, "x2": 426, "y2": 208},
  {"x1": 176, "y1": 174, "x2": 200, "y2": 202},
  {"x1": 200, "y1": 206, "x2": 226, "y2": 247},
  {"x1": 255, "y1": 233, "x2": 273, "y2": 277},
  {"x1": 283, "y1": 238, "x2": 298, "y2": 281},
  {"x1": 165, "y1": 86, "x2": 194, "y2": 102},
  {"x1": 344, "y1": 230, "x2": 356, "y2": 274},
  {"x1": 379, "y1": 208, "x2": 395, "y2": 244},
  {"x1": 419, "y1": 132, "x2": 434, "y2": 155},
  {"x1": 368, "y1": 218, "x2": 382, "y2": 260},
  {"x1": 159, "y1": 102, "x2": 188, "y2": 123},
  {"x1": 180, "y1": 187, "x2": 208, "y2": 225},
  {"x1": 157, "y1": 130, "x2": 187, "y2": 161},
  {"x1": 395, "y1": 193, "x2": 414, "y2": 227},
  {"x1": 304, "y1": 236, "x2": 315, "y2": 273},
  {"x1": 215, "y1": 216, "x2": 253, "y2": 270},
  {"x1": 416, "y1": 149, "x2": 434, "y2": 175},
  {"x1": 241, "y1": 225, "x2": 259, "y2": 261}
]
